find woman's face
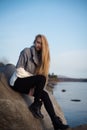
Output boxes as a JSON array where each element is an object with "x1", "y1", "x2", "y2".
[{"x1": 35, "y1": 37, "x2": 42, "y2": 51}]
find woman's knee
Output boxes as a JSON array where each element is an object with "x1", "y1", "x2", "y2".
[{"x1": 37, "y1": 75, "x2": 46, "y2": 84}]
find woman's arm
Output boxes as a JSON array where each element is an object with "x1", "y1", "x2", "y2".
[{"x1": 16, "y1": 48, "x2": 30, "y2": 69}]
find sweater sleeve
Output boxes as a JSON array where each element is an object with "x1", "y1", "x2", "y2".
[{"x1": 16, "y1": 48, "x2": 31, "y2": 69}]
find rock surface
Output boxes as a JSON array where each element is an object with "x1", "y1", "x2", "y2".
[
  {"x1": 0, "y1": 64, "x2": 87, "y2": 130},
  {"x1": 0, "y1": 64, "x2": 67, "y2": 130}
]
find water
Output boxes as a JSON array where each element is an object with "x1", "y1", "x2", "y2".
[{"x1": 53, "y1": 82, "x2": 87, "y2": 128}]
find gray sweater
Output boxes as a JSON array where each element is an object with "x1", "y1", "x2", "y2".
[
  {"x1": 16, "y1": 46, "x2": 40, "y2": 74},
  {"x1": 10, "y1": 46, "x2": 41, "y2": 86}
]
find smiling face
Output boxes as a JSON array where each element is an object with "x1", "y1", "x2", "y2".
[{"x1": 35, "y1": 37, "x2": 42, "y2": 51}]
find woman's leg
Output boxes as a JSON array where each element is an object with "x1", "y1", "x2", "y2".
[
  {"x1": 12, "y1": 75, "x2": 46, "y2": 118},
  {"x1": 40, "y1": 90, "x2": 69, "y2": 130},
  {"x1": 28, "y1": 75, "x2": 46, "y2": 119},
  {"x1": 13, "y1": 75, "x2": 46, "y2": 94}
]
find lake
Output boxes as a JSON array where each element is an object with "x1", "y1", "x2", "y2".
[{"x1": 53, "y1": 82, "x2": 87, "y2": 128}]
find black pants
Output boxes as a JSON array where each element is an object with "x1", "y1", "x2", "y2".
[{"x1": 12, "y1": 75, "x2": 56, "y2": 119}]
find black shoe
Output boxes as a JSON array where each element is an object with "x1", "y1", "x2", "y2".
[
  {"x1": 29, "y1": 103, "x2": 44, "y2": 119},
  {"x1": 52, "y1": 116, "x2": 69, "y2": 130}
]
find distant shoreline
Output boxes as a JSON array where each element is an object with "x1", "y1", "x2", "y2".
[
  {"x1": 48, "y1": 75, "x2": 87, "y2": 83},
  {"x1": 47, "y1": 76, "x2": 87, "y2": 93},
  {"x1": 58, "y1": 78, "x2": 87, "y2": 82}
]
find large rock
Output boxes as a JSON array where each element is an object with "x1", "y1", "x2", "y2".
[
  {"x1": 0, "y1": 64, "x2": 68, "y2": 130},
  {"x1": 1, "y1": 64, "x2": 87, "y2": 130}
]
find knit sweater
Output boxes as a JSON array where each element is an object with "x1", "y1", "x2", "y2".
[{"x1": 9, "y1": 46, "x2": 40, "y2": 86}]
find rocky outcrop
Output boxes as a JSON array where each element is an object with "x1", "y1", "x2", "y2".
[
  {"x1": 0, "y1": 64, "x2": 87, "y2": 130},
  {"x1": 0, "y1": 64, "x2": 67, "y2": 130}
]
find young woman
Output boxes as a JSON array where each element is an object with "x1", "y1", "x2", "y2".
[{"x1": 9, "y1": 34, "x2": 69, "y2": 130}]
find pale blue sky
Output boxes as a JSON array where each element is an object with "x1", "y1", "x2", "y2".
[{"x1": 0, "y1": 0, "x2": 87, "y2": 78}]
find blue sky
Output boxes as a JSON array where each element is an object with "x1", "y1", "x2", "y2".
[{"x1": 0, "y1": 0, "x2": 87, "y2": 78}]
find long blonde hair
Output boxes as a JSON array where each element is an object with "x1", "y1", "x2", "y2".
[{"x1": 34, "y1": 34, "x2": 50, "y2": 77}]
